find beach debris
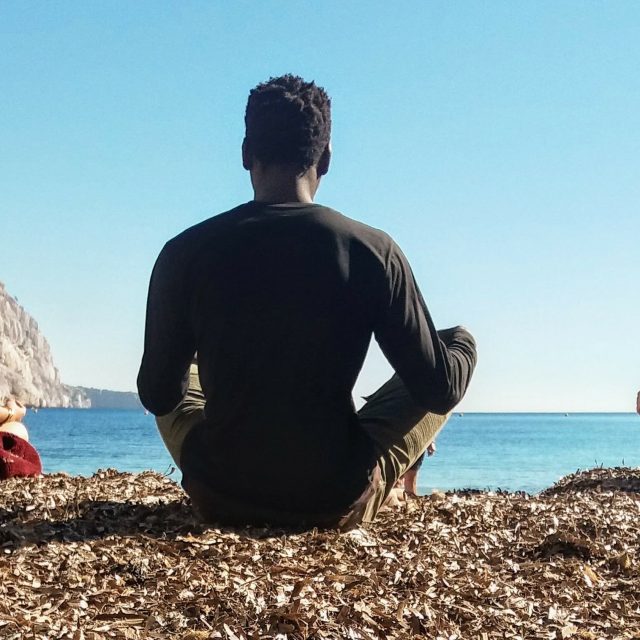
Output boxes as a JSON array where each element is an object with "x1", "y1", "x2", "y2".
[{"x1": 1, "y1": 466, "x2": 640, "y2": 638}]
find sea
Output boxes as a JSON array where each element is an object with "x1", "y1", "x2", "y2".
[{"x1": 24, "y1": 410, "x2": 640, "y2": 494}]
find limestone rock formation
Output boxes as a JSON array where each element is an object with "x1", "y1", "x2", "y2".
[{"x1": 0, "y1": 281, "x2": 89, "y2": 407}]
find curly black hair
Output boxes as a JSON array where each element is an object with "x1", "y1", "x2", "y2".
[{"x1": 244, "y1": 74, "x2": 331, "y2": 171}]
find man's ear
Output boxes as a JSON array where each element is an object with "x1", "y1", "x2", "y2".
[
  {"x1": 242, "y1": 138, "x2": 252, "y2": 170},
  {"x1": 317, "y1": 142, "x2": 331, "y2": 177}
]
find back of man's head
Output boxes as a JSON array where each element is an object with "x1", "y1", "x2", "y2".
[{"x1": 244, "y1": 74, "x2": 331, "y2": 172}]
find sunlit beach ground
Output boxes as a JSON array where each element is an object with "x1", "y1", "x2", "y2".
[{"x1": 1, "y1": 466, "x2": 639, "y2": 639}]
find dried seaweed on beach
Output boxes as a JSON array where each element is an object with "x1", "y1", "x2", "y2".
[
  {"x1": 1, "y1": 467, "x2": 639, "y2": 639},
  {"x1": 541, "y1": 466, "x2": 640, "y2": 497}
]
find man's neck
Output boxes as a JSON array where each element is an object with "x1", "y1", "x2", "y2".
[{"x1": 250, "y1": 163, "x2": 319, "y2": 204}]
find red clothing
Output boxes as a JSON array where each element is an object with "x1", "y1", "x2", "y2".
[{"x1": 0, "y1": 433, "x2": 42, "y2": 479}]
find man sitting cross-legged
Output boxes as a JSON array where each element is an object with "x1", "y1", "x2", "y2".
[{"x1": 137, "y1": 75, "x2": 477, "y2": 529}]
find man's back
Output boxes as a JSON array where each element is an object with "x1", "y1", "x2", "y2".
[{"x1": 139, "y1": 202, "x2": 405, "y2": 512}]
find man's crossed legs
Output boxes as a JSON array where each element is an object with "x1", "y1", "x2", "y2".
[{"x1": 157, "y1": 365, "x2": 449, "y2": 527}]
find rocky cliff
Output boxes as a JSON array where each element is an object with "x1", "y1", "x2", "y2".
[
  {"x1": 76, "y1": 387, "x2": 143, "y2": 410},
  {"x1": 0, "y1": 281, "x2": 89, "y2": 407}
]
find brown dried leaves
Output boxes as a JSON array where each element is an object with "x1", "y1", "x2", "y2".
[{"x1": 1, "y1": 467, "x2": 640, "y2": 639}]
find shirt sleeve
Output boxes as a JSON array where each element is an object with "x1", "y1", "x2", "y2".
[
  {"x1": 137, "y1": 240, "x2": 196, "y2": 416},
  {"x1": 373, "y1": 243, "x2": 477, "y2": 414}
]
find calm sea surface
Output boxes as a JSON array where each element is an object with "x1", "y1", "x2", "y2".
[{"x1": 25, "y1": 410, "x2": 640, "y2": 494}]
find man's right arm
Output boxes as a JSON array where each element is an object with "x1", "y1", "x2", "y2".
[
  {"x1": 137, "y1": 241, "x2": 196, "y2": 416},
  {"x1": 373, "y1": 244, "x2": 477, "y2": 414}
]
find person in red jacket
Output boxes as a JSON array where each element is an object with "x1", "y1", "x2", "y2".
[{"x1": 0, "y1": 398, "x2": 42, "y2": 479}]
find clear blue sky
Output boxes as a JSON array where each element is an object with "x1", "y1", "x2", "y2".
[{"x1": 1, "y1": 2, "x2": 638, "y2": 411}]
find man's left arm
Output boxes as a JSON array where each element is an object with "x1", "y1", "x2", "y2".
[{"x1": 137, "y1": 241, "x2": 196, "y2": 416}]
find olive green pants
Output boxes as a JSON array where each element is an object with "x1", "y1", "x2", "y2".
[{"x1": 157, "y1": 364, "x2": 449, "y2": 525}]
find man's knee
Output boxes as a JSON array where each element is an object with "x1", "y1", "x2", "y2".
[{"x1": 156, "y1": 408, "x2": 203, "y2": 469}]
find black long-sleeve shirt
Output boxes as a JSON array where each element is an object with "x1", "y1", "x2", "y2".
[{"x1": 138, "y1": 202, "x2": 476, "y2": 513}]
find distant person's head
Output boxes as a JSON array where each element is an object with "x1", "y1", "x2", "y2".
[{"x1": 243, "y1": 74, "x2": 332, "y2": 201}]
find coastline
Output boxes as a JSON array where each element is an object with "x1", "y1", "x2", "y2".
[
  {"x1": 1, "y1": 467, "x2": 639, "y2": 638},
  {"x1": 24, "y1": 412, "x2": 640, "y2": 492}
]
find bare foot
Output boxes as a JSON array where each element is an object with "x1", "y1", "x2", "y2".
[
  {"x1": 383, "y1": 484, "x2": 407, "y2": 508},
  {"x1": 402, "y1": 469, "x2": 419, "y2": 496}
]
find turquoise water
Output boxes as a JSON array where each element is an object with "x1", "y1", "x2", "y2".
[
  {"x1": 24, "y1": 410, "x2": 640, "y2": 494},
  {"x1": 422, "y1": 412, "x2": 639, "y2": 493}
]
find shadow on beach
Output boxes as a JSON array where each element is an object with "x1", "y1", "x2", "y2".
[
  {"x1": 0, "y1": 470, "x2": 325, "y2": 548},
  {"x1": 0, "y1": 498, "x2": 201, "y2": 548},
  {"x1": 2, "y1": 466, "x2": 640, "y2": 550}
]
